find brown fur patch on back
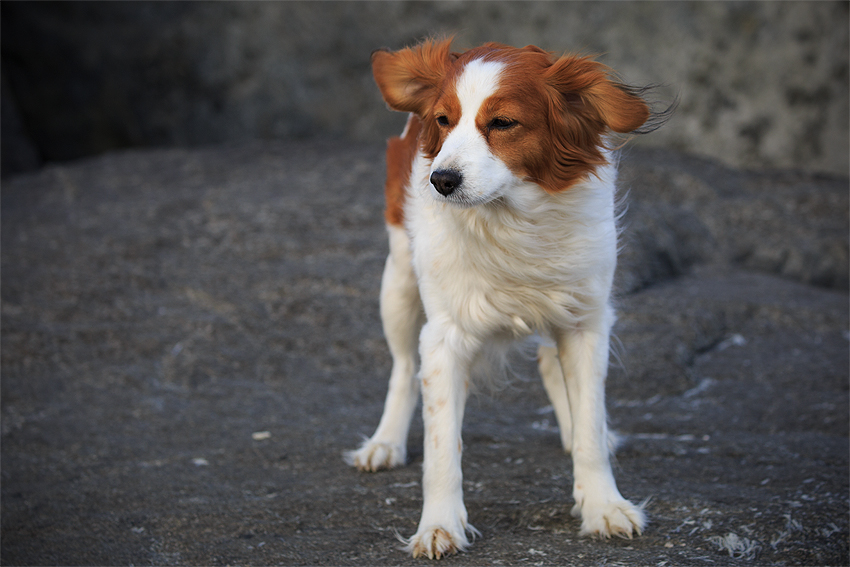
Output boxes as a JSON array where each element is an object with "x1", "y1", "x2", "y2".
[{"x1": 384, "y1": 114, "x2": 422, "y2": 226}]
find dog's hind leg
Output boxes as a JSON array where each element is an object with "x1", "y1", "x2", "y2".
[{"x1": 345, "y1": 225, "x2": 423, "y2": 472}]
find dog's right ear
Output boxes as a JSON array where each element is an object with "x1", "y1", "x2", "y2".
[{"x1": 371, "y1": 38, "x2": 455, "y2": 116}]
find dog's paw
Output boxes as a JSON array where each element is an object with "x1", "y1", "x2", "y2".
[
  {"x1": 403, "y1": 525, "x2": 472, "y2": 559},
  {"x1": 344, "y1": 441, "x2": 406, "y2": 472},
  {"x1": 572, "y1": 495, "x2": 646, "y2": 539}
]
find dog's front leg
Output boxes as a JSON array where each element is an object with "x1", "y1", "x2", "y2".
[
  {"x1": 346, "y1": 226, "x2": 423, "y2": 472},
  {"x1": 406, "y1": 321, "x2": 479, "y2": 559},
  {"x1": 555, "y1": 308, "x2": 646, "y2": 538}
]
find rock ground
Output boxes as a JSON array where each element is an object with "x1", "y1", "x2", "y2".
[{"x1": 1, "y1": 142, "x2": 847, "y2": 565}]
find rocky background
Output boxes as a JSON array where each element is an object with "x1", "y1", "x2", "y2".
[
  {"x1": 1, "y1": 1, "x2": 848, "y2": 566},
  {"x1": 1, "y1": 1, "x2": 848, "y2": 176}
]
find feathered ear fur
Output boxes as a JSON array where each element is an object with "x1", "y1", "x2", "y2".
[
  {"x1": 530, "y1": 55, "x2": 651, "y2": 192},
  {"x1": 371, "y1": 38, "x2": 455, "y2": 116},
  {"x1": 543, "y1": 56, "x2": 650, "y2": 134}
]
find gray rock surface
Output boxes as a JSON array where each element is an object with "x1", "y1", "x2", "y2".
[
  {"x1": 1, "y1": 143, "x2": 847, "y2": 565},
  {"x1": 2, "y1": 1, "x2": 848, "y2": 176}
]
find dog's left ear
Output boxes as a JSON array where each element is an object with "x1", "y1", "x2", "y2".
[
  {"x1": 543, "y1": 56, "x2": 650, "y2": 134},
  {"x1": 372, "y1": 38, "x2": 455, "y2": 117}
]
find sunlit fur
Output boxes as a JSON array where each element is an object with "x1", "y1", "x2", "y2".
[{"x1": 347, "y1": 38, "x2": 658, "y2": 559}]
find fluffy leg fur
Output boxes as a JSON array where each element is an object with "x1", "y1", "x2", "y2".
[
  {"x1": 539, "y1": 344, "x2": 622, "y2": 454},
  {"x1": 555, "y1": 307, "x2": 645, "y2": 538},
  {"x1": 345, "y1": 226, "x2": 423, "y2": 471},
  {"x1": 538, "y1": 344, "x2": 574, "y2": 452},
  {"x1": 405, "y1": 321, "x2": 479, "y2": 558}
]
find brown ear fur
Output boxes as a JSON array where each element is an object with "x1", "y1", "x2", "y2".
[
  {"x1": 543, "y1": 55, "x2": 649, "y2": 134},
  {"x1": 371, "y1": 38, "x2": 455, "y2": 116},
  {"x1": 586, "y1": 82, "x2": 651, "y2": 134},
  {"x1": 532, "y1": 55, "x2": 650, "y2": 192}
]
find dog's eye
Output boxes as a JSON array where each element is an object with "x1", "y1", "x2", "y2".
[
  {"x1": 489, "y1": 117, "x2": 517, "y2": 131},
  {"x1": 436, "y1": 115, "x2": 450, "y2": 127}
]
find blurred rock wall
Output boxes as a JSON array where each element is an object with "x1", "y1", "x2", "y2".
[{"x1": 2, "y1": 1, "x2": 848, "y2": 176}]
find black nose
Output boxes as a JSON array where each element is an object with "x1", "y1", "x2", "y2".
[{"x1": 430, "y1": 170, "x2": 462, "y2": 196}]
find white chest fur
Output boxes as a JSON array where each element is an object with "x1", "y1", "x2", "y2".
[{"x1": 405, "y1": 152, "x2": 620, "y2": 340}]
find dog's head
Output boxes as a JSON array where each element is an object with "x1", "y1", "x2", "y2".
[{"x1": 372, "y1": 39, "x2": 652, "y2": 206}]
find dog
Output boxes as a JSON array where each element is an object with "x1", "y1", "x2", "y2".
[{"x1": 346, "y1": 38, "x2": 665, "y2": 559}]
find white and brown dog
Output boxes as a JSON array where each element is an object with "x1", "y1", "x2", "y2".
[{"x1": 346, "y1": 38, "x2": 663, "y2": 559}]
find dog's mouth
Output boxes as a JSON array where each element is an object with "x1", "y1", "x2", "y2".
[{"x1": 432, "y1": 188, "x2": 491, "y2": 208}]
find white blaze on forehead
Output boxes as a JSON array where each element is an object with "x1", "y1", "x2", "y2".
[
  {"x1": 454, "y1": 58, "x2": 505, "y2": 123},
  {"x1": 434, "y1": 58, "x2": 504, "y2": 164},
  {"x1": 431, "y1": 57, "x2": 515, "y2": 206},
  {"x1": 432, "y1": 58, "x2": 504, "y2": 172}
]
